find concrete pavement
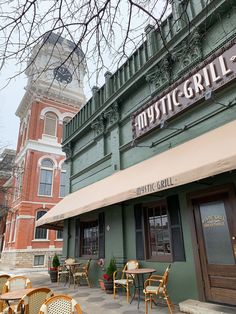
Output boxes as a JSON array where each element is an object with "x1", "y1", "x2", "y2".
[{"x1": 0, "y1": 262, "x2": 182, "y2": 314}]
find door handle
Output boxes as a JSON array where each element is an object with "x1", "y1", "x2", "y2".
[{"x1": 232, "y1": 236, "x2": 236, "y2": 240}]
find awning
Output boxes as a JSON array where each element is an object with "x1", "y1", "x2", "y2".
[{"x1": 36, "y1": 120, "x2": 236, "y2": 229}]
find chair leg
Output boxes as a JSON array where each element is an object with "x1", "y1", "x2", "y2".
[
  {"x1": 164, "y1": 292, "x2": 173, "y2": 314},
  {"x1": 85, "y1": 276, "x2": 91, "y2": 288},
  {"x1": 145, "y1": 294, "x2": 149, "y2": 314},
  {"x1": 126, "y1": 285, "x2": 129, "y2": 303},
  {"x1": 113, "y1": 284, "x2": 116, "y2": 299}
]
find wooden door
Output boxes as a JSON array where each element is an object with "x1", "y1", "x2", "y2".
[{"x1": 193, "y1": 191, "x2": 236, "y2": 305}]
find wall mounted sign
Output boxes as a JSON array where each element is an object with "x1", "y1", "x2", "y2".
[
  {"x1": 131, "y1": 38, "x2": 236, "y2": 139},
  {"x1": 202, "y1": 215, "x2": 225, "y2": 228}
]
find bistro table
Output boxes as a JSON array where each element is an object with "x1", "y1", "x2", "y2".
[
  {"x1": 0, "y1": 288, "x2": 36, "y2": 313},
  {"x1": 124, "y1": 268, "x2": 156, "y2": 309},
  {"x1": 65, "y1": 262, "x2": 82, "y2": 287}
]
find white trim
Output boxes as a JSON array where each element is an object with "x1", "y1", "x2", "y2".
[
  {"x1": 61, "y1": 112, "x2": 74, "y2": 122},
  {"x1": 58, "y1": 159, "x2": 66, "y2": 169},
  {"x1": 40, "y1": 107, "x2": 61, "y2": 120},
  {"x1": 18, "y1": 215, "x2": 35, "y2": 219},
  {"x1": 15, "y1": 140, "x2": 64, "y2": 164},
  {"x1": 38, "y1": 156, "x2": 57, "y2": 168},
  {"x1": 2, "y1": 248, "x2": 63, "y2": 253},
  {"x1": 11, "y1": 201, "x2": 58, "y2": 211}
]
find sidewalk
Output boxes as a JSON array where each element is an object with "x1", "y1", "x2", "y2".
[{"x1": 0, "y1": 262, "x2": 181, "y2": 314}]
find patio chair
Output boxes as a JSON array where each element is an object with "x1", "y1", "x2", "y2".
[
  {"x1": 39, "y1": 294, "x2": 82, "y2": 314},
  {"x1": 143, "y1": 264, "x2": 173, "y2": 314},
  {"x1": 72, "y1": 258, "x2": 92, "y2": 288},
  {"x1": 2, "y1": 276, "x2": 32, "y2": 293},
  {"x1": 0, "y1": 274, "x2": 10, "y2": 312},
  {"x1": 14, "y1": 287, "x2": 54, "y2": 314},
  {"x1": 57, "y1": 258, "x2": 76, "y2": 285},
  {"x1": 113, "y1": 259, "x2": 139, "y2": 302}
]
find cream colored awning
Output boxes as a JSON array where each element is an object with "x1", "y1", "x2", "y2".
[{"x1": 36, "y1": 120, "x2": 236, "y2": 229}]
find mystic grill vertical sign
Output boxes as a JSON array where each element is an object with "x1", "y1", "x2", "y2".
[{"x1": 131, "y1": 39, "x2": 236, "y2": 139}]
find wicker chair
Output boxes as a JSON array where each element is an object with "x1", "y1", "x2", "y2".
[
  {"x1": 57, "y1": 258, "x2": 75, "y2": 286},
  {"x1": 72, "y1": 259, "x2": 91, "y2": 288},
  {"x1": 39, "y1": 294, "x2": 82, "y2": 314},
  {"x1": 113, "y1": 260, "x2": 139, "y2": 302},
  {"x1": 143, "y1": 264, "x2": 173, "y2": 314},
  {"x1": 14, "y1": 287, "x2": 54, "y2": 314},
  {"x1": 2, "y1": 276, "x2": 32, "y2": 293},
  {"x1": 0, "y1": 274, "x2": 10, "y2": 313}
]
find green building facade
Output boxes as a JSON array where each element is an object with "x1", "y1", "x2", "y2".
[{"x1": 38, "y1": 0, "x2": 236, "y2": 306}]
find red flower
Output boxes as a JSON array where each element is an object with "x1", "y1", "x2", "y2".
[{"x1": 103, "y1": 274, "x2": 110, "y2": 281}]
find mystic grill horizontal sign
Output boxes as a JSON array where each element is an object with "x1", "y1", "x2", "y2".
[{"x1": 131, "y1": 38, "x2": 236, "y2": 139}]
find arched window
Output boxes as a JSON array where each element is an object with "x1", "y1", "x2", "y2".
[
  {"x1": 39, "y1": 158, "x2": 54, "y2": 196},
  {"x1": 60, "y1": 162, "x2": 66, "y2": 198},
  {"x1": 44, "y1": 112, "x2": 58, "y2": 136},
  {"x1": 35, "y1": 210, "x2": 47, "y2": 239}
]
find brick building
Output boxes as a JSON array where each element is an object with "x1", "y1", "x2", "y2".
[
  {"x1": 1, "y1": 33, "x2": 86, "y2": 267},
  {"x1": 0, "y1": 149, "x2": 16, "y2": 255}
]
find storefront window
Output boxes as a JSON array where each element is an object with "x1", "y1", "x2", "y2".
[
  {"x1": 80, "y1": 220, "x2": 98, "y2": 256},
  {"x1": 144, "y1": 201, "x2": 172, "y2": 261}
]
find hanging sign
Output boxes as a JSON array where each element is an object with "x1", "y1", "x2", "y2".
[{"x1": 131, "y1": 39, "x2": 236, "y2": 139}]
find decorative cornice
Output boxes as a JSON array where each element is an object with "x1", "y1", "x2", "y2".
[
  {"x1": 146, "y1": 56, "x2": 172, "y2": 93},
  {"x1": 62, "y1": 142, "x2": 72, "y2": 160},
  {"x1": 103, "y1": 102, "x2": 119, "y2": 128},
  {"x1": 172, "y1": 30, "x2": 202, "y2": 75},
  {"x1": 91, "y1": 115, "x2": 105, "y2": 136}
]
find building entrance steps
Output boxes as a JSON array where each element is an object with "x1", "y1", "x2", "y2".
[{"x1": 179, "y1": 299, "x2": 236, "y2": 314}]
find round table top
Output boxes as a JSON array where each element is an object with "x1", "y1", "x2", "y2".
[
  {"x1": 0, "y1": 288, "x2": 36, "y2": 301},
  {"x1": 124, "y1": 268, "x2": 156, "y2": 274}
]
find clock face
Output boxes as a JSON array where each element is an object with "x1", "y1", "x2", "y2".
[{"x1": 53, "y1": 66, "x2": 72, "y2": 84}]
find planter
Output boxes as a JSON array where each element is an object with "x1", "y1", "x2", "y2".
[
  {"x1": 104, "y1": 280, "x2": 113, "y2": 294},
  {"x1": 49, "y1": 270, "x2": 58, "y2": 283},
  {"x1": 99, "y1": 279, "x2": 105, "y2": 290}
]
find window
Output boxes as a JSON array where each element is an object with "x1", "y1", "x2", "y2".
[
  {"x1": 144, "y1": 201, "x2": 171, "y2": 260},
  {"x1": 39, "y1": 159, "x2": 54, "y2": 196},
  {"x1": 60, "y1": 163, "x2": 66, "y2": 197},
  {"x1": 34, "y1": 255, "x2": 45, "y2": 266},
  {"x1": 135, "y1": 195, "x2": 185, "y2": 262},
  {"x1": 75, "y1": 213, "x2": 105, "y2": 258},
  {"x1": 35, "y1": 210, "x2": 47, "y2": 239},
  {"x1": 44, "y1": 112, "x2": 58, "y2": 136},
  {"x1": 57, "y1": 230, "x2": 63, "y2": 239},
  {"x1": 81, "y1": 221, "x2": 99, "y2": 256}
]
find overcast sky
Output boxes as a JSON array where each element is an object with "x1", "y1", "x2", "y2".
[
  {"x1": 0, "y1": 60, "x2": 93, "y2": 151},
  {"x1": 0, "y1": 0, "x2": 170, "y2": 152}
]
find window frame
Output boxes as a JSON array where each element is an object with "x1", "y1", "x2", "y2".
[
  {"x1": 56, "y1": 230, "x2": 63, "y2": 240},
  {"x1": 34, "y1": 255, "x2": 45, "y2": 266},
  {"x1": 80, "y1": 220, "x2": 99, "y2": 258},
  {"x1": 143, "y1": 200, "x2": 173, "y2": 262},
  {"x1": 59, "y1": 163, "x2": 66, "y2": 198},
  {"x1": 44, "y1": 112, "x2": 58, "y2": 137},
  {"x1": 38, "y1": 158, "x2": 54, "y2": 197},
  {"x1": 34, "y1": 210, "x2": 48, "y2": 240}
]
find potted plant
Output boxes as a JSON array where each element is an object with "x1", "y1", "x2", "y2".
[
  {"x1": 49, "y1": 253, "x2": 60, "y2": 282},
  {"x1": 102, "y1": 257, "x2": 117, "y2": 294}
]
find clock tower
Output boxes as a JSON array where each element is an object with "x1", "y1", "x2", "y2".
[{"x1": 1, "y1": 33, "x2": 86, "y2": 267}]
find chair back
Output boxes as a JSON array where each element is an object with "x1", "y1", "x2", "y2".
[
  {"x1": 65, "y1": 258, "x2": 75, "y2": 265},
  {"x1": 126, "y1": 260, "x2": 139, "y2": 271},
  {"x1": 0, "y1": 274, "x2": 10, "y2": 294},
  {"x1": 162, "y1": 264, "x2": 171, "y2": 288},
  {"x1": 17, "y1": 287, "x2": 53, "y2": 314},
  {"x1": 85, "y1": 258, "x2": 92, "y2": 273},
  {"x1": 3, "y1": 275, "x2": 32, "y2": 293},
  {"x1": 39, "y1": 294, "x2": 82, "y2": 314}
]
